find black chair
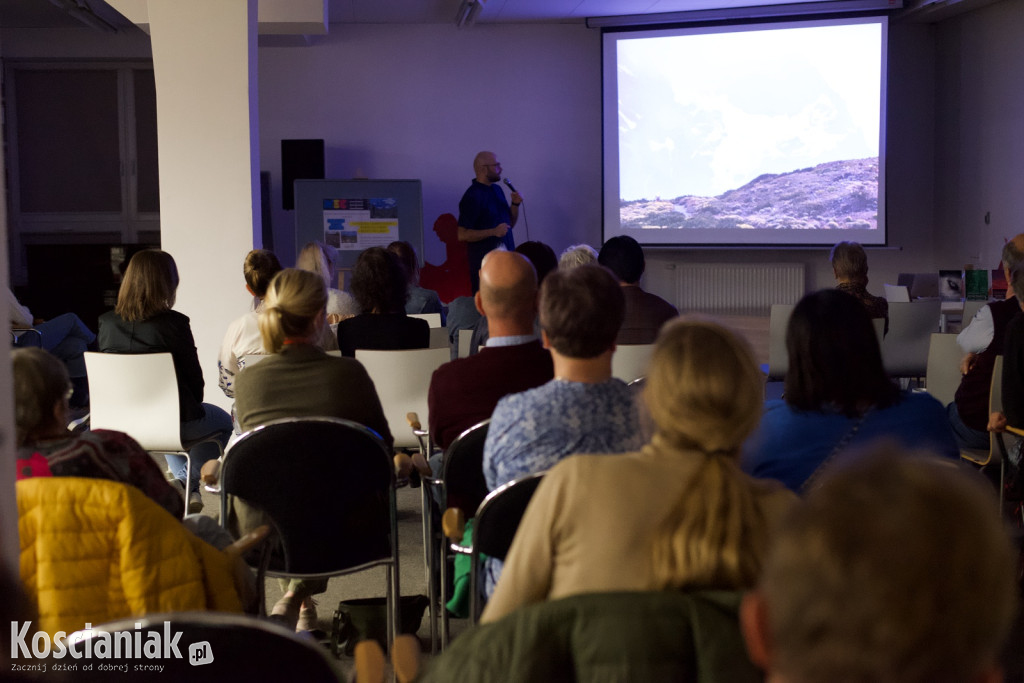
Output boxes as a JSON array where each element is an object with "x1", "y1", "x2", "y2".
[
  {"x1": 218, "y1": 417, "x2": 401, "y2": 649},
  {"x1": 77, "y1": 612, "x2": 343, "y2": 682},
  {"x1": 468, "y1": 471, "x2": 546, "y2": 622},
  {"x1": 423, "y1": 419, "x2": 490, "y2": 649}
]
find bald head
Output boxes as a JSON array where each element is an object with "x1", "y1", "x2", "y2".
[
  {"x1": 473, "y1": 151, "x2": 501, "y2": 184},
  {"x1": 478, "y1": 250, "x2": 537, "y2": 330}
]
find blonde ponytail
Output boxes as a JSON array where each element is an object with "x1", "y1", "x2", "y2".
[
  {"x1": 643, "y1": 318, "x2": 769, "y2": 591},
  {"x1": 258, "y1": 269, "x2": 328, "y2": 353},
  {"x1": 651, "y1": 453, "x2": 768, "y2": 590}
]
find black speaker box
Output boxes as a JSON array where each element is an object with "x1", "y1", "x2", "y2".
[{"x1": 281, "y1": 139, "x2": 325, "y2": 210}]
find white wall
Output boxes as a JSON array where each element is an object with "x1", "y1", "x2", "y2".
[
  {"x1": 257, "y1": 23, "x2": 602, "y2": 268},
  {"x1": 934, "y1": 0, "x2": 1024, "y2": 271}
]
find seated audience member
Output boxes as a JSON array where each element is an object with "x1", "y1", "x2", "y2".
[
  {"x1": 742, "y1": 289, "x2": 959, "y2": 492},
  {"x1": 598, "y1": 235, "x2": 678, "y2": 344},
  {"x1": 482, "y1": 319, "x2": 796, "y2": 623},
  {"x1": 8, "y1": 287, "x2": 95, "y2": 407},
  {"x1": 296, "y1": 241, "x2": 358, "y2": 323},
  {"x1": 950, "y1": 235, "x2": 1024, "y2": 449},
  {"x1": 829, "y1": 240, "x2": 888, "y2": 334},
  {"x1": 428, "y1": 250, "x2": 554, "y2": 452},
  {"x1": 336, "y1": 247, "x2": 430, "y2": 356},
  {"x1": 98, "y1": 249, "x2": 232, "y2": 513},
  {"x1": 993, "y1": 264, "x2": 1024, "y2": 435},
  {"x1": 232, "y1": 268, "x2": 393, "y2": 631},
  {"x1": 469, "y1": 241, "x2": 557, "y2": 355},
  {"x1": 13, "y1": 347, "x2": 184, "y2": 518},
  {"x1": 483, "y1": 263, "x2": 641, "y2": 492},
  {"x1": 741, "y1": 449, "x2": 1017, "y2": 683},
  {"x1": 387, "y1": 240, "x2": 445, "y2": 325},
  {"x1": 558, "y1": 243, "x2": 598, "y2": 270},
  {"x1": 217, "y1": 249, "x2": 283, "y2": 398}
]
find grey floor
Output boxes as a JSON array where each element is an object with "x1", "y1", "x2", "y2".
[{"x1": 195, "y1": 480, "x2": 467, "y2": 676}]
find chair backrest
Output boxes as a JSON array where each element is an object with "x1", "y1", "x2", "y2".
[
  {"x1": 881, "y1": 300, "x2": 942, "y2": 377},
  {"x1": 473, "y1": 472, "x2": 545, "y2": 561},
  {"x1": 84, "y1": 352, "x2": 184, "y2": 452},
  {"x1": 925, "y1": 333, "x2": 963, "y2": 407},
  {"x1": 883, "y1": 283, "x2": 911, "y2": 303},
  {"x1": 457, "y1": 328, "x2": 473, "y2": 359},
  {"x1": 410, "y1": 312, "x2": 443, "y2": 328},
  {"x1": 221, "y1": 417, "x2": 395, "y2": 574},
  {"x1": 443, "y1": 419, "x2": 490, "y2": 517},
  {"x1": 82, "y1": 612, "x2": 343, "y2": 682},
  {"x1": 767, "y1": 304, "x2": 794, "y2": 381},
  {"x1": 240, "y1": 353, "x2": 268, "y2": 367},
  {"x1": 429, "y1": 326, "x2": 449, "y2": 349},
  {"x1": 355, "y1": 347, "x2": 451, "y2": 449},
  {"x1": 962, "y1": 299, "x2": 987, "y2": 328},
  {"x1": 611, "y1": 344, "x2": 655, "y2": 383}
]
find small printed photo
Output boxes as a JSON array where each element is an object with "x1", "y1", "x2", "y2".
[
  {"x1": 370, "y1": 197, "x2": 399, "y2": 219},
  {"x1": 339, "y1": 231, "x2": 358, "y2": 245}
]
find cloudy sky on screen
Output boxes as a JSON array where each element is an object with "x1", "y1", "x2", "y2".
[{"x1": 617, "y1": 22, "x2": 882, "y2": 201}]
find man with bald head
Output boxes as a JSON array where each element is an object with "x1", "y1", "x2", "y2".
[
  {"x1": 948, "y1": 234, "x2": 1024, "y2": 448},
  {"x1": 457, "y1": 151, "x2": 522, "y2": 292},
  {"x1": 427, "y1": 250, "x2": 553, "y2": 450}
]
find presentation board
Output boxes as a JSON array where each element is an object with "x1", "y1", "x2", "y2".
[{"x1": 294, "y1": 179, "x2": 424, "y2": 268}]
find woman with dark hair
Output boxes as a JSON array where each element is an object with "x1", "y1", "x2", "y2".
[
  {"x1": 335, "y1": 247, "x2": 430, "y2": 357},
  {"x1": 98, "y1": 249, "x2": 232, "y2": 513},
  {"x1": 741, "y1": 289, "x2": 958, "y2": 492},
  {"x1": 386, "y1": 240, "x2": 445, "y2": 323}
]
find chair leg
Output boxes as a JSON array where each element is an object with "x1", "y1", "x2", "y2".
[
  {"x1": 183, "y1": 451, "x2": 193, "y2": 519},
  {"x1": 423, "y1": 487, "x2": 438, "y2": 654},
  {"x1": 439, "y1": 540, "x2": 450, "y2": 649},
  {"x1": 469, "y1": 553, "x2": 480, "y2": 625}
]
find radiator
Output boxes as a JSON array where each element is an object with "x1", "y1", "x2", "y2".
[{"x1": 673, "y1": 263, "x2": 805, "y2": 316}]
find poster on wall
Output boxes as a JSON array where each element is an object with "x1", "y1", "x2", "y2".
[{"x1": 322, "y1": 197, "x2": 399, "y2": 250}]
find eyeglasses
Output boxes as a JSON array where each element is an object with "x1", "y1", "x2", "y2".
[{"x1": 484, "y1": 163, "x2": 502, "y2": 168}]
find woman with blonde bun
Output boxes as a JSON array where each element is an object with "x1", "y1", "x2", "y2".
[
  {"x1": 232, "y1": 268, "x2": 392, "y2": 632},
  {"x1": 481, "y1": 318, "x2": 796, "y2": 623}
]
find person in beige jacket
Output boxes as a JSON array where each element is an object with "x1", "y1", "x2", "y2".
[{"x1": 482, "y1": 318, "x2": 796, "y2": 623}]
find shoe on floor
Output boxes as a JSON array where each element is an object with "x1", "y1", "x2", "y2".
[
  {"x1": 188, "y1": 491, "x2": 204, "y2": 514},
  {"x1": 296, "y1": 599, "x2": 318, "y2": 632},
  {"x1": 270, "y1": 594, "x2": 302, "y2": 631}
]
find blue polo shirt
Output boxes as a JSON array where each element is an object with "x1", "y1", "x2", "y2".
[{"x1": 458, "y1": 179, "x2": 516, "y2": 291}]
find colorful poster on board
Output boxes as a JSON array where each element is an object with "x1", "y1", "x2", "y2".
[{"x1": 323, "y1": 197, "x2": 399, "y2": 250}]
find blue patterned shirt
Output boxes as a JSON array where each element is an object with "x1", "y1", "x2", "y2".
[{"x1": 483, "y1": 378, "x2": 643, "y2": 491}]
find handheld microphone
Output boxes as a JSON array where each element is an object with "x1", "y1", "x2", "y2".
[{"x1": 502, "y1": 178, "x2": 517, "y2": 193}]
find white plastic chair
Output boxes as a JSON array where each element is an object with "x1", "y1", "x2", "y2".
[
  {"x1": 924, "y1": 333, "x2": 962, "y2": 407},
  {"x1": 84, "y1": 352, "x2": 223, "y2": 516},
  {"x1": 355, "y1": 347, "x2": 451, "y2": 449},
  {"x1": 881, "y1": 300, "x2": 942, "y2": 379},
  {"x1": 766, "y1": 304, "x2": 795, "y2": 381},
  {"x1": 410, "y1": 312, "x2": 443, "y2": 328},
  {"x1": 457, "y1": 329, "x2": 473, "y2": 359},
  {"x1": 883, "y1": 283, "x2": 911, "y2": 303},
  {"x1": 429, "y1": 327, "x2": 449, "y2": 349},
  {"x1": 611, "y1": 344, "x2": 654, "y2": 383}
]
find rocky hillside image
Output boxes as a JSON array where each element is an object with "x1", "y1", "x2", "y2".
[{"x1": 620, "y1": 157, "x2": 877, "y2": 232}]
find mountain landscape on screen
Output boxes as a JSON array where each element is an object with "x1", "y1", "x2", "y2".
[{"x1": 620, "y1": 156, "x2": 878, "y2": 232}]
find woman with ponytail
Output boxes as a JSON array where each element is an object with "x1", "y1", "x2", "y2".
[
  {"x1": 231, "y1": 268, "x2": 392, "y2": 632},
  {"x1": 233, "y1": 268, "x2": 391, "y2": 439},
  {"x1": 481, "y1": 318, "x2": 796, "y2": 623}
]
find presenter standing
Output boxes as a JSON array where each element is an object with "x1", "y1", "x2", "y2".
[{"x1": 457, "y1": 151, "x2": 522, "y2": 292}]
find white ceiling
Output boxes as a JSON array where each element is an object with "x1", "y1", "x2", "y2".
[
  {"x1": 0, "y1": 0, "x2": 1002, "y2": 32},
  {"x1": 0, "y1": 0, "x2": 895, "y2": 30}
]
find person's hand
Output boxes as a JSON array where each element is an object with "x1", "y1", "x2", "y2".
[
  {"x1": 510, "y1": 192, "x2": 523, "y2": 206},
  {"x1": 493, "y1": 223, "x2": 510, "y2": 238},
  {"x1": 960, "y1": 352, "x2": 978, "y2": 376},
  {"x1": 988, "y1": 411, "x2": 1007, "y2": 432}
]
